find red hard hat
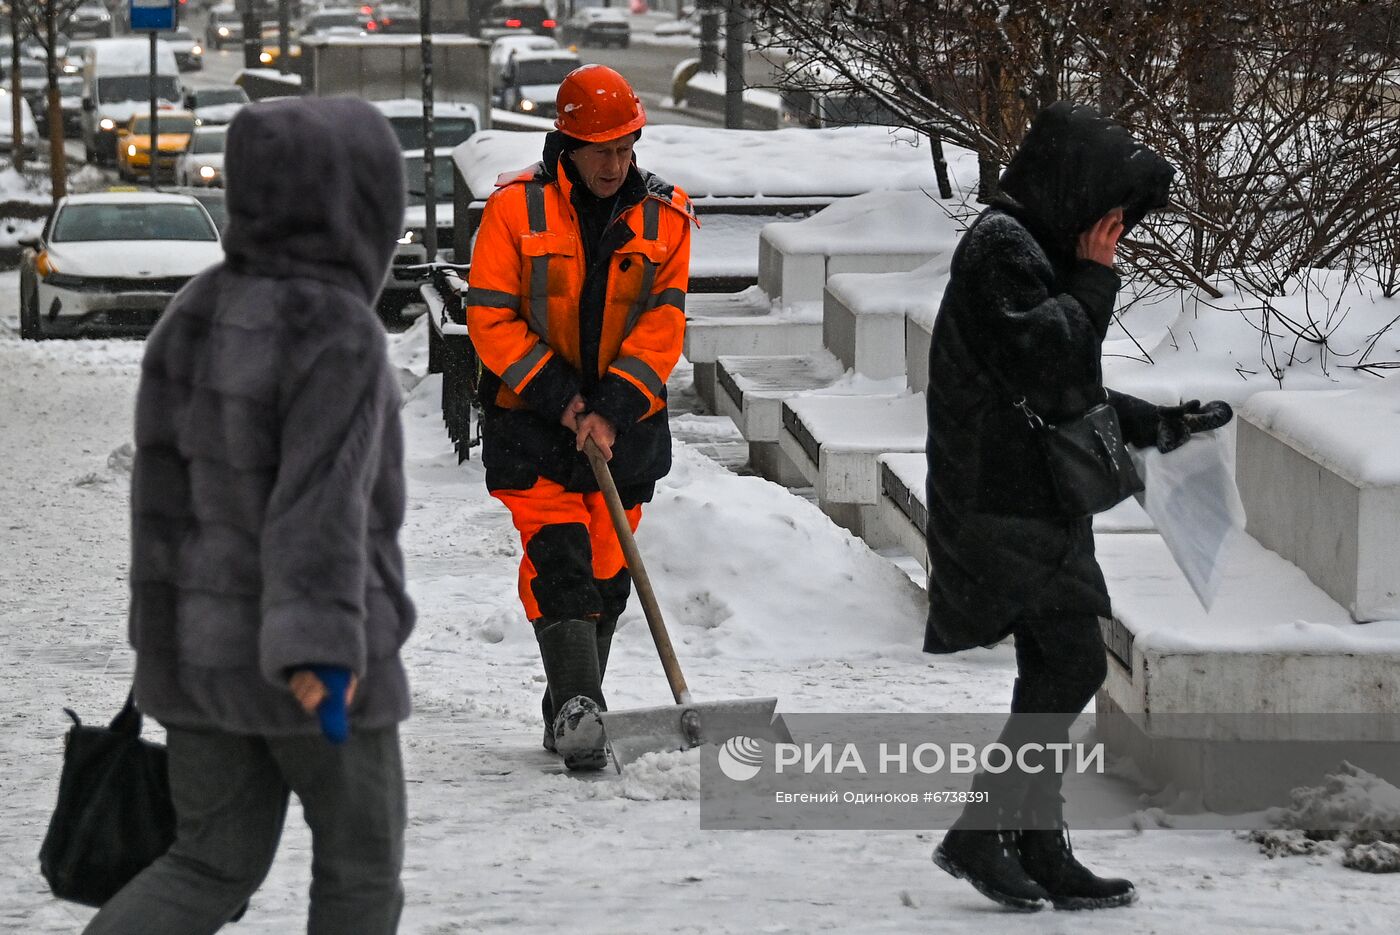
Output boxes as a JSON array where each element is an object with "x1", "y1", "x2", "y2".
[{"x1": 554, "y1": 64, "x2": 647, "y2": 143}]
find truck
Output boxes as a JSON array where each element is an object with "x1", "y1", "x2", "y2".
[{"x1": 80, "y1": 38, "x2": 183, "y2": 167}]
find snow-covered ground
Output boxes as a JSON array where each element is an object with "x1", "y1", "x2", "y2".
[{"x1": 2, "y1": 269, "x2": 1398, "y2": 932}]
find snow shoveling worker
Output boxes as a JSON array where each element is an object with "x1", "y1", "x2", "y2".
[
  {"x1": 466, "y1": 64, "x2": 696, "y2": 771},
  {"x1": 85, "y1": 98, "x2": 415, "y2": 935},
  {"x1": 923, "y1": 102, "x2": 1232, "y2": 912}
]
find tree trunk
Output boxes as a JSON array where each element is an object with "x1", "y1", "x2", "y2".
[
  {"x1": 9, "y1": 3, "x2": 23, "y2": 173},
  {"x1": 47, "y1": 3, "x2": 66, "y2": 202},
  {"x1": 929, "y1": 132, "x2": 953, "y2": 199}
]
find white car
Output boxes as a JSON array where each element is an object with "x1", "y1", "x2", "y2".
[
  {"x1": 489, "y1": 34, "x2": 560, "y2": 79},
  {"x1": 17, "y1": 192, "x2": 224, "y2": 340},
  {"x1": 0, "y1": 89, "x2": 39, "y2": 156},
  {"x1": 176, "y1": 125, "x2": 227, "y2": 187},
  {"x1": 495, "y1": 50, "x2": 580, "y2": 117},
  {"x1": 185, "y1": 86, "x2": 250, "y2": 126},
  {"x1": 370, "y1": 99, "x2": 481, "y2": 151},
  {"x1": 565, "y1": 7, "x2": 630, "y2": 48}
]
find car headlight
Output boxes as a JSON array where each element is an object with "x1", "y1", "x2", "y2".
[
  {"x1": 127, "y1": 143, "x2": 138, "y2": 157},
  {"x1": 398, "y1": 230, "x2": 416, "y2": 245},
  {"x1": 99, "y1": 118, "x2": 115, "y2": 131},
  {"x1": 192, "y1": 45, "x2": 203, "y2": 55},
  {"x1": 260, "y1": 51, "x2": 273, "y2": 63},
  {"x1": 519, "y1": 99, "x2": 536, "y2": 112},
  {"x1": 218, "y1": 27, "x2": 230, "y2": 37},
  {"x1": 199, "y1": 165, "x2": 217, "y2": 179}
]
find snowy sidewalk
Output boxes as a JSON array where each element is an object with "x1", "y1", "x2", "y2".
[{"x1": 2, "y1": 275, "x2": 1397, "y2": 932}]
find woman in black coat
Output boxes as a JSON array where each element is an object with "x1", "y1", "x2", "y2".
[{"x1": 925, "y1": 102, "x2": 1231, "y2": 911}]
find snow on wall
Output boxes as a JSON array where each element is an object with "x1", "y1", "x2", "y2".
[
  {"x1": 761, "y1": 188, "x2": 964, "y2": 256},
  {"x1": 826, "y1": 253, "x2": 953, "y2": 325},
  {"x1": 454, "y1": 125, "x2": 971, "y2": 202},
  {"x1": 1243, "y1": 382, "x2": 1400, "y2": 487}
]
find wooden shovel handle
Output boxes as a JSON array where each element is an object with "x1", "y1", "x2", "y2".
[{"x1": 583, "y1": 438, "x2": 691, "y2": 705}]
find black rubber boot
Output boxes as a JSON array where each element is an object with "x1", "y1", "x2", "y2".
[
  {"x1": 535, "y1": 618, "x2": 608, "y2": 770},
  {"x1": 933, "y1": 829, "x2": 1051, "y2": 912},
  {"x1": 538, "y1": 617, "x2": 616, "y2": 754},
  {"x1": 1018, "y1": 827, "x2": 1136, "y2": 910}
]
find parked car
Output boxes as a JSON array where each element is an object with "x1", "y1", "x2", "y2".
[
  {"x1": 0, "y1": 89, "x2": 40, "y2": 156},
  {"x1": 370, "y1": 99, "x2": 480, "y2": 151},
  {"x1": 16, "y1": 191, "x2": 223, "y2": 340},
  {"x1": 383, "y1": 147, "x2": 456, "y2": 316},
  {"x1": 205, "y1": 6, "x2": 246, "y2": 50},
  {"x1": 176, "y1": 125, "x2": 228, "y2": 187},
  {"x1": 478, "y1": 3, "x2": 558, "y2": 40},
  {"x1": 565, "y1": 6, "x2": 630, "y2": 48},
  {"x1": 117, "y1": 111, "x2": 197, "y2": 181},
  {"x1": 159, "y1": 27, "x2": 205, "y2": 71},
  {"x1": 184, "y1": 86, "x2": 250, "y2": 125},
  {"x1": 495, "y1": 50, "x2": 579, "y2": 117},
  {"x1": 68, "y1": 4, "x2": 115, "y2": 40}
]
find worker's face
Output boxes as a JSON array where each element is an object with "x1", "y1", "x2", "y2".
[{"x1": 569, "y1": 134, "x2": 637, "y2": 199}]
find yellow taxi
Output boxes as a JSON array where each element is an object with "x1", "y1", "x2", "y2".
[
  {"x1": 117, "y1": 110, "x2": 197, "y2": 182},
  {"x1": 259, "y1": 27, "x2": 302, "y2": 66}
]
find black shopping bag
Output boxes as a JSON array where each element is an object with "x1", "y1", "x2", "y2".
[{"x1": 38, "y1": 692, "x2": 176, "y2": 907}]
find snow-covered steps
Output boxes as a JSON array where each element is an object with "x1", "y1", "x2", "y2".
[
  {"x1": 824, "y1": 256, "x2": 953, "y2": 382},
  {"x1": 777, "y1": 393, "x2": 926, "y2": 543},
  {"x1": 684, "y1": 288, "x2": 823, "y2": 410},
  {"x1": 757, "y1": 191, "x2": 958, "y2": 304},
  {"x1": 715, "y1": 351, "x2": 846, "y2": 486},
  {"x1": 1238, "y1": 388, "x2": 1400, "y2": 622},
  {"x1": 1095, "y1": 531, "x2": 1400, "y2": 811},
  {"x1": 876, "y1": 453, "x2": 929, "y2": 571},
  {"x1": 904, "y1": 313, "x2": 933, "y2": 395}
]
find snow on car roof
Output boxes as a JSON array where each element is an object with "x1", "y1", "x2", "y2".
[
  {"x1": 371, "y1": 99, "x2": 482, "y2": 122},
  {"x1": 62, "y1": 191, "x2": 204, "y2": 206},
  {"x1": 510, "y1": 49, "x2": 579, "y2": 63},
  {"x1": 456, "y1": 124, "x2": 951, "y2": 201}
]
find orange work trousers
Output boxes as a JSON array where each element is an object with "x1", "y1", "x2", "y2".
[{"x1": 493, "y1": 477, "x2": 643, "y2": 623}]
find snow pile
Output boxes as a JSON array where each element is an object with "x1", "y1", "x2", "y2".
[
  {"x1": 1250, "y1": 762, "x2": 1400, "y2": 873},
  {"x1": 827, "y1": 253, "x2": 953, "y2": 330},
  {"x1": 1105, "y1": 268, "x2": 1400, "y2": 406},
  {"x1": 575, "y1": 748, "x2": 703, "y2": 802},
  {"x1": 455, "y1": 125, "x2": 970, "y2": 202},
  {"x1": 763, "y1": 189, "x2": 962, "y2": 257}
]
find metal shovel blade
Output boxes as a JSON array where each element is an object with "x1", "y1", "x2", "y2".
[{"x1": 601, "y1": 697, "x2": 791, "y2": 772}]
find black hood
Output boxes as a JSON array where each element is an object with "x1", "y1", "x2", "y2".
[
  {"x1": 993, "y1": 101, "x2": 1175, "y2": 257},
  {"x1": 221, "y1": 97, "x2": 405, "y2": 303}
]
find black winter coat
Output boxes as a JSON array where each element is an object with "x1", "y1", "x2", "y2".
[{"x1": 924, "y1": 102, "x2": 1174, "y2": 654}]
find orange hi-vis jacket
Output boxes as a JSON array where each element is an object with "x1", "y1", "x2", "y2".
[{"x1": 466, "y1": 155, "x2": 696, "y2": 493}]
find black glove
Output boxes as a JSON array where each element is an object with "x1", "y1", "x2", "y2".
[{"x1": 1156, "y1": 399, "x2": 1234, "y2": 453}]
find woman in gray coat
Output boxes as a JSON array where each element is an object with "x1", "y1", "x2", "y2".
[{"x1": 85, "y1": 97, "x2": 415, "y2": 935}]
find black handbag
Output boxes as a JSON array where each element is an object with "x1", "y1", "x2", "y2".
[
  {"x1": 38, "y1": 692, "x2": 176, "y2": 907},
  {"x1": 1013, "y1": 393, "x2": 1144, "y2": 517}
]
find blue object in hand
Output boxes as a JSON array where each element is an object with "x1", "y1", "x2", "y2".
[{"x1": 307, "y1": 665, "x2": 352, "y2": 745}]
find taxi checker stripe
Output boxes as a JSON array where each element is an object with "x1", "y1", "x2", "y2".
[
  {"x1": 465, "y1": 287, "x2": 520, "y2": 310},
  {"x1": 502, "y1": 342, "x2": 551, "y2": 390},
  {"x1": 524, "y1": 182, "x2": 550, "y2": 342},
  {"x1": 611, "y1": 355, "x2": 665, "y2": 397}
]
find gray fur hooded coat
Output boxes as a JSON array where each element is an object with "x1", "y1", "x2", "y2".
[{"x1": 128, "y1": 97, "x2": 415, "y2": 734}]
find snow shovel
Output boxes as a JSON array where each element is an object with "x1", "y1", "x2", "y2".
[{"x1": 583, "y1": 438, "x2": 790, "y2": 771}]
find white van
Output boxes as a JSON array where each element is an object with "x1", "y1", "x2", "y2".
[{"x1": 80, "y1": 38, "x2": 182, "y2": 166}]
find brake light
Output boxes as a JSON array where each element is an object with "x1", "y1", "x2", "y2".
[
  {"x1": 360, "y1": 4, "x2": 374, "y2": 12},
  {"x1": 505, "y1": 18, "x2": 522, "y2": 27},
  {"x1": 543, "y1": 19, "x2": 556, "y2": 27},
  {"x1": 365, "y1": 20, "x2": 378, "y2": 31}
]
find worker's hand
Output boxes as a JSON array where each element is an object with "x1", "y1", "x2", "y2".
[
  {"x1": 289, "y1": 667, "x2": 359, "y2": 744},
  {"x1": 1077, "y1": 208, "x2": 1125, "y2": 269},
  {"x1": 576, "y1": 412, "x2": 617, "y2": 461},
  {"x1": 561, "y1": 394, "x2": 586, "y2": 433}
]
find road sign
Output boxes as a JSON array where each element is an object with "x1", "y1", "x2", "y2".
[{"x1": 129, "y1": 0, "x2": 178, "y2": 32}]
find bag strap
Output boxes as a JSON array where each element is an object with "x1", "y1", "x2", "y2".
[{"x1": 108, "y1": 690, "x2": 143, "y2": 736}]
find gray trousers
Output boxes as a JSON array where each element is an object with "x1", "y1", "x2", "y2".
[{"x1": 83, "y1": 724, "x2": 406, "y2": 935}]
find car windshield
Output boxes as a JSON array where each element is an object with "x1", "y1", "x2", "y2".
[
  {"x1": 389, "y1": 116, "x2": 476, "y2": 150},
  {"x1": 130, "y1": 114, "x2": 196, "y2": 135},
  {"x1": 98, "y1": 75, "x2": 181, "y2": 104},
  {"x1": 403, "y1": 155, "x2": 455, "y2": 205},
  {"x1": 190, "y1": 129, "x2": 226, "y2": 154},
  {"x1": 194, "y1": 89, "x2": 246, "y2": 107},
  {"x1": 58, "y1": 76, "x2": 83, "y2": 95},
  {"x1": 515, "y1": 59, "x2": 574, "y2": 86},
  {"x1": 52, "y1": 203, "x2": 217, "y2": 242}
]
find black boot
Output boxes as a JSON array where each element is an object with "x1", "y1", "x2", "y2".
[
  {"x1": 538, "y1": 617, "x2": 617, "y2": 755},
  {"x1": 1018, "y1": 827, "x2": 1136, "y2": 910},
  {"x1": 933, "y1": 829, "x2": 1051, "y2": 911},
  {"x1": 534, "y1": 618, "x2": 607, "y2": 770}
]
